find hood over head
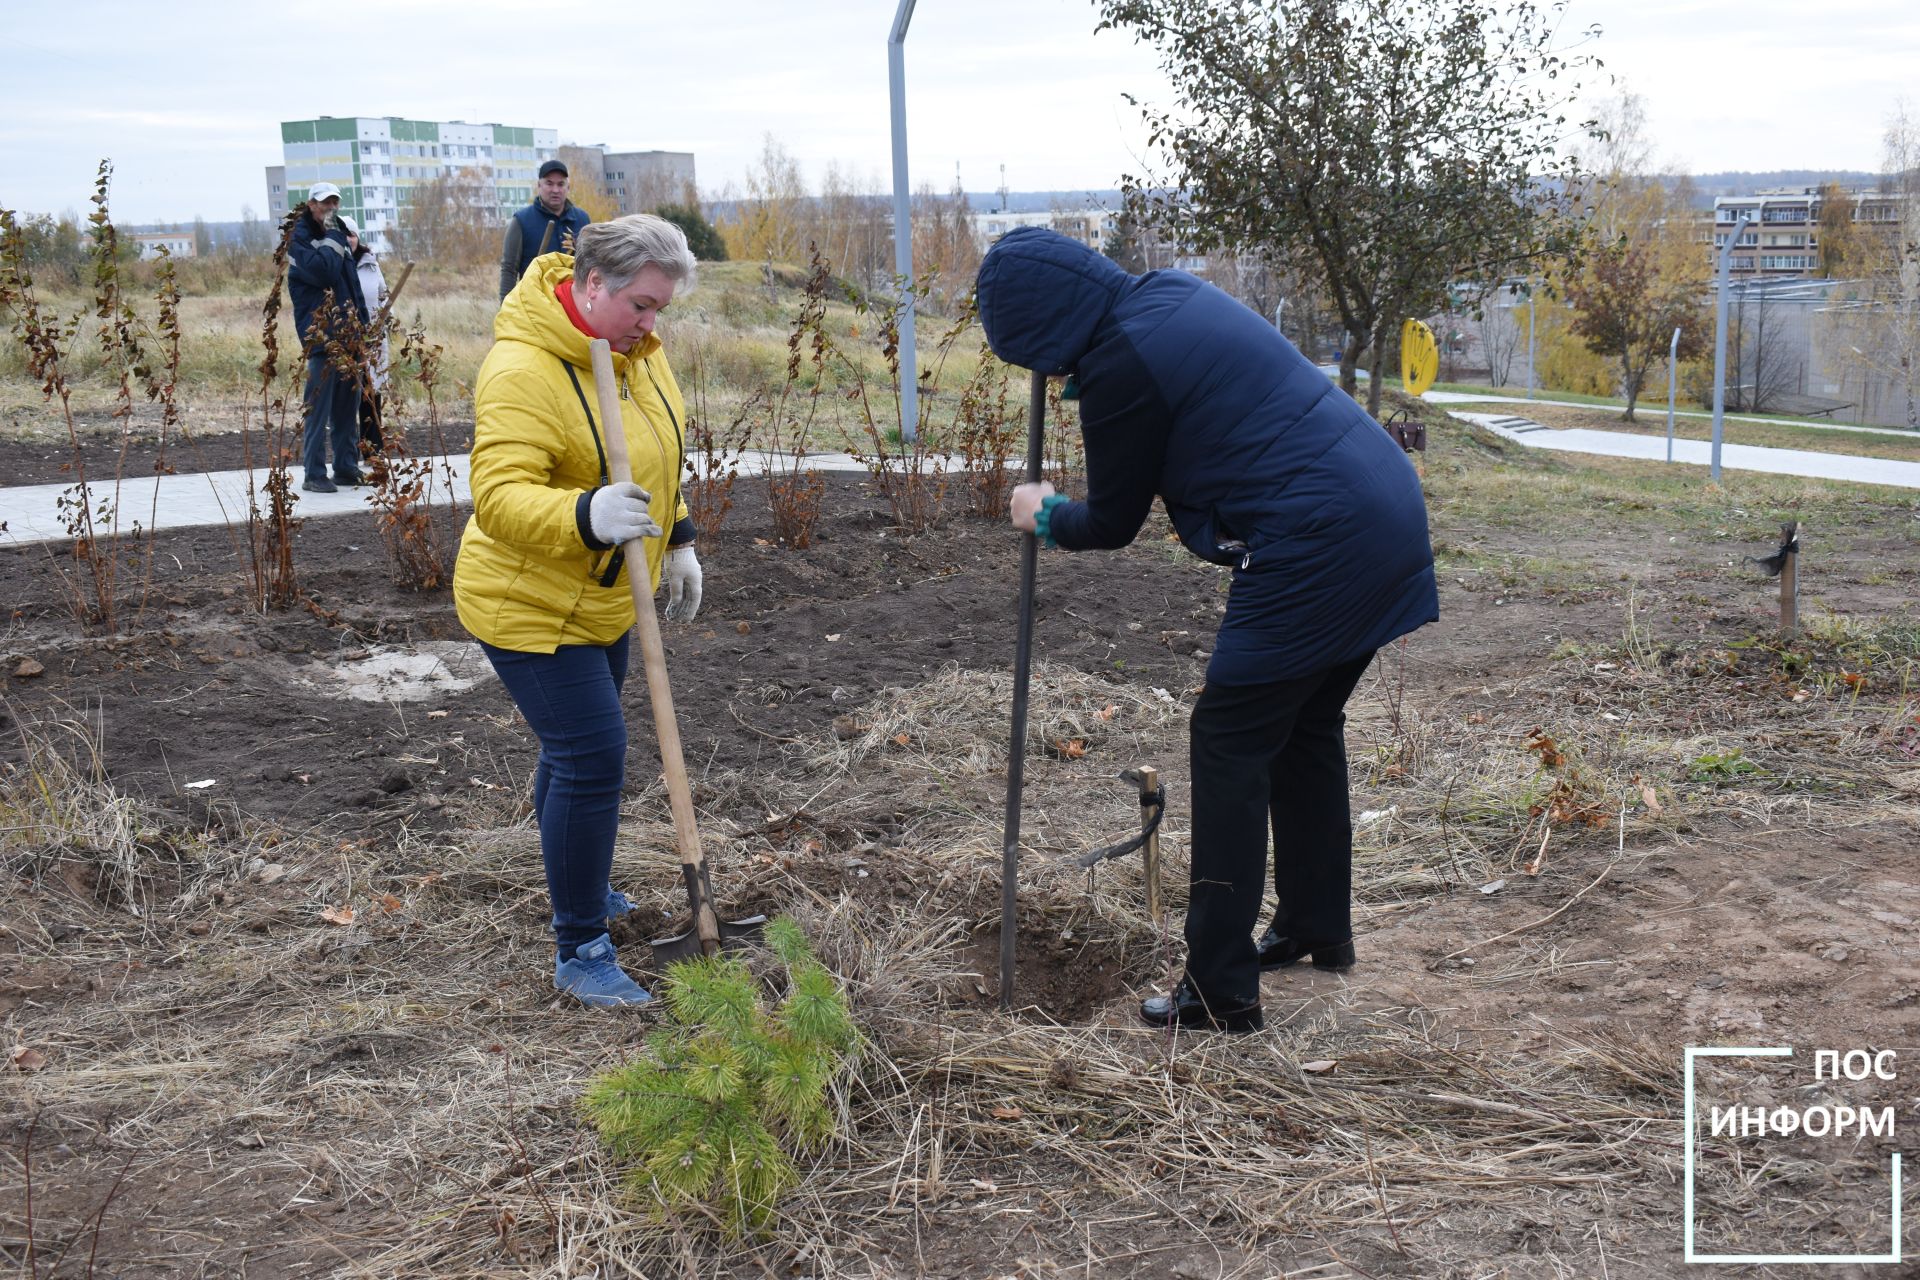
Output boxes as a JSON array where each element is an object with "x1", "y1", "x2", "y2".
[{"x1": 975, "y1": 226, "x2": 1132, "y2": 375}]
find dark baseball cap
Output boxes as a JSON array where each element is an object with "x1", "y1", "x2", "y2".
[{"x1": 538, "y1": 160, "x2": 568, "y2": 179}]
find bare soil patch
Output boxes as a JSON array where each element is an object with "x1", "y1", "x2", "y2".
[{"x1": 4, "y1": 427, "x2": 1918, "y2": 1277}]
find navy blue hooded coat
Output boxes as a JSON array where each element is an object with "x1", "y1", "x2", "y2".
[{"x1": 976, "y1": 228, "x2": 1437, "y2": 686}]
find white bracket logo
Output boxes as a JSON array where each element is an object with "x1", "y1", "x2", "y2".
[{"x1": 1685, "y1": 1046, "x2": 1903, "y2": 1264}]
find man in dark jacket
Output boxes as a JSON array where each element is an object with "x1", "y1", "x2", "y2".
[
  {"x1": 499, "y1": 160, "x2": 592, "y2": 299},
  {"x1": 977, "y1": 227, "x2": 1438, "y2": 1033},
  {"x1": 287, "y1": 182, "x2": 370, "y2": 493}
]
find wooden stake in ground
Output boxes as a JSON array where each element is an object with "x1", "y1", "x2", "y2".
[
  {"x1": 1138, "y1": 765, "x2": 1162, "y2": 924},
  {"x1": 1779, "y1": 522, "x2": 1800, "y2": 635}
]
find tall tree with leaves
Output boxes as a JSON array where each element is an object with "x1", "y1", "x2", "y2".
[
  {"x1": 1814, "y1": 180, "x2": 1863, "y2": 279},
  {"x1": 655, "y1": 202, "x2": 729, "y2": 261},
  {"x1": 1564, "y1": 203, "x2": 1709, "y2": 420},
  {"x1": 1099, "y1": 0, "x2": 1599, "y2": 415}
]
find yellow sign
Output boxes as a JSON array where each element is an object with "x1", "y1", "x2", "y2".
[{"x1": 1401, "y1": 319, "x2": 1438, "y2": 398}]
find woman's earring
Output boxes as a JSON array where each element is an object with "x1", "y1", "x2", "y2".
[{"x1": 584, "y1": 299, "x2": 593, "y2": 312}]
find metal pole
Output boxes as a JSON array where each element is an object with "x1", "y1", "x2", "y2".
[
  {"x1": 1000, "y1": 371, "x2": 1048, "y2": 1011},
  {"x1": 1525, "y1": 279, "x2": 1536, "y2": 400},
  {"x1": 887, "y1": 0, "x2": 920, "y2": 445},
  {"x1": 1710, "y1": 216, "x2": 1751, "y2": 483},
  {"x1": 1665, "y1": 326, "x2": 1681, "y2": 463}
]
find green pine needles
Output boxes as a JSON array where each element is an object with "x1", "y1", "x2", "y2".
[{"x1": 581, "y1": 917, "x2": 860, "y2": 1235}]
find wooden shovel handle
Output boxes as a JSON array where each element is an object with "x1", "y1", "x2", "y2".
[{"x1": 587, "y1": 338, "x2": 720, "y2": 955}]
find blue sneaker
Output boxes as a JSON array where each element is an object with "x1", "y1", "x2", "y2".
[
  {"x1": 554, "y1": 934, "x2": 653, "y2": 1009},
  {"x1": 605, "y1": 886, "x2": 638, "y2": 923}
]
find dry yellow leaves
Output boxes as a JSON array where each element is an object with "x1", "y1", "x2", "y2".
[
  {"x1": 9, "y1": 1045, "x2": 47, "y2": 1073},
  {"x1": 989, "y1": 1104, "x2": 1023, "y2": 1120},
  {"x1": 320, "y1": 905, "x2": 356, "y2": 926}
]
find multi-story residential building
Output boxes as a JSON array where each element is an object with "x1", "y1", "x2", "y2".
[
  {"x1": 970, "y1": 209, "x2": 1055, "y2": 244},
  {"x1": 558, "y1": 145, "x2": 698, "y2": 214},
  {"x1": 969, "y1": 207, "x2": 1121, "y2": 251},
  {"x1": 266, "y1": 116, "x2": 560, "y2": 251},
  {"x1": 131, "y1": 231, "x2": 195, "y2": 260},
  {"x1": 1710, "y1": 187, "x2": 1907, "y2": 278}
]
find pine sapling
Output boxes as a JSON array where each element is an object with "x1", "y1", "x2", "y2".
[{"x1": 581, "y1": 918, "x2": 858, "y2": 1236}]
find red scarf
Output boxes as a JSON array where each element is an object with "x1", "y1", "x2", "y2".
[{"x1": 554, "y1": 278, "x2": 595, "y2": 338}]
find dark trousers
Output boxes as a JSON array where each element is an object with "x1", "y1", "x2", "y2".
[
  {"x1": 479, "y1": 635, "x2": 631, "y2": 957},
  {"x1": 358, "y1": 387, "x2": 384, "y2": 453},
  {"x1": 302, "y1": 352, "x2": 362, "y2": 483},
  {"x1": 1183, "y1": 651, "x2": 1375, "y2": 1005}
]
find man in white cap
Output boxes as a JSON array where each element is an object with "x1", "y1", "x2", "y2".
[{"x1": 287, "y1": 182, "x2": 369, "y2": 492}]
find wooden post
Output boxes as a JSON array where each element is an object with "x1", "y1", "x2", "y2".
[
  {"x1": 1138, "y1": 766, "x2": 1162, "y2": 925},
  {"x1": 1779, "y1": 524, "x2": 1800, "y2": 635}
]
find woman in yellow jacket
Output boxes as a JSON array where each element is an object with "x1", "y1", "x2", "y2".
[{"x1": 454, "y1": 215, "x2": 702, "y2": 1009}]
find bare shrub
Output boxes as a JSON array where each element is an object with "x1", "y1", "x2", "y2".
[
  {"x1": 761, "y1": 248, "x2": 833, "y2": 548},
  {"x1": 680, "y1": 339, "x2": 763, "y2": 542}
]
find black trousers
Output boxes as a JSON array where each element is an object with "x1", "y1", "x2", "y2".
[{"x1": 1183, "y1": 650, "x2": 1376, "y2": 1005}]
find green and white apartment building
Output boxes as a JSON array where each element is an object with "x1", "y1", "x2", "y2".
[{"x1": 265, "y1": 116, "x2": 560, "y2": 251}]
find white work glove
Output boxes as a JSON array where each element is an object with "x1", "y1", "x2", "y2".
[
  {"x1": 588, "y1": 482, "x2": 662, "y2": 546},
  {"x1": 663, "y1": 544, "x2": 703, "y2": 623}
]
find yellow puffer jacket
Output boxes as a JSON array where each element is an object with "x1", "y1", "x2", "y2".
[{"x1": 453, "y1": 253, "x2": 690, "y2": 652}]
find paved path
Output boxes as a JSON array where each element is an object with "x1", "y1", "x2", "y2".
[
  {"x1": 0, "y1": 450, "x2": 873, "y2": 548},
  {"x1": 1423, "y1": 389, "x2": 1918, "y2": 440},
  {"x1": 1457, "y1": 411, "x2": 1920, "y2": 491},
  {"x1": 7, "y1": 416, "x2": 1916, "y2": 550}
]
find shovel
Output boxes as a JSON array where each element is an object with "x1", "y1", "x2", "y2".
[
  {"x1": 587, "y1": 338, "x2": 765, "y2": 965},
  {"x1": 998, "y1": 370, "x2": 1049, "y2": 1010}
]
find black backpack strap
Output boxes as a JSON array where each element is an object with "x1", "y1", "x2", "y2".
[{"x1": 561, "y1": 359, "x2": 624, "y2": 588}]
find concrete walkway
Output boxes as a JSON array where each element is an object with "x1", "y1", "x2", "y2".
[
  {"x1": 1423, "y1": 388, "x2": 1919, "y2": 440},
  {"x1": 7, "y1": 420, "x2": 1916, "y2": 550},
  {"x1": 1457, "y1": 411, "x2": 1920, "y2": 491},
  {"x1": 0, "y1": 450, "x2": 874, "y2": 548}
]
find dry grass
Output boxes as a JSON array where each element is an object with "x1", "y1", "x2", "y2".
[
  {"x1": 7, "y1": 396, "x2": 1916, "y2": 1276},
  {"x1": 14, "y1": 614, "x2": 1912, "y2": 1274}
]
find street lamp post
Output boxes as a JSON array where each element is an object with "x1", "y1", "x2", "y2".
[
  {"x1": 887, "y1": 0, "x2": 920, "y2": 444},
  {"x1": 1710, "y1": 215, "x2": 1752, "y2": 482},
  {"x1": 1665, "y1": 326, "x2": 1682, "y2": 463}
]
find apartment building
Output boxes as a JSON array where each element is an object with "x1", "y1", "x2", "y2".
[
  {"x1": 266, "y1": 116, "x2": 560, "y2": 251},
  {"x1": 1710, "y1": 187, "x2": 1907, "y2": 277},
  {"x1": 131, "y1": 231, "x2": 195, "y2": 260},
  {"x1": 969, "y1": 207, "x2": 1119, "y2": 251},
  {"x1": 558, "y1": 145, "x2": 698, "y2": 214}
]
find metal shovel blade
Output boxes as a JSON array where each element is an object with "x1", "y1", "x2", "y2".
[{"x1": 648, "y1": 914, "x2": 769, "y2": 967}]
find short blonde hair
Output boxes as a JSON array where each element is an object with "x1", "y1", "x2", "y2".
[{"x1": 573, "y1": 214, "x2": 697, "y2": 293}]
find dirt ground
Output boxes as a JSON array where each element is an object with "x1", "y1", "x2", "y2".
[{"x1": 3, "y1": 424, "x2": 1918, "y2": 1278}]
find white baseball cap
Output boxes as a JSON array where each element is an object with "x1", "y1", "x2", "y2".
[
  {"x1": 337, "y1": 213, "x2": 359, "y2": 235},
  {"x1": 308, "y1": 181, "x2": 342, "y2": 202}
]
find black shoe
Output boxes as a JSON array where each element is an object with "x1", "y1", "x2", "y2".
[
  {"x1": 1139, "y1": 977, "x2": 1263, "y2": 1032},
  {"x1": 1257, "y1": 927, "x2": 1356, "y2": 971},
  {"x1": 302, "y1": 476, "x2": 337, "y2": 493},
  {"x1": 333, "y1": 472, "x2": 364, "y2": 488}
]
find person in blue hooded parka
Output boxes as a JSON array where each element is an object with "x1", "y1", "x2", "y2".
[{"x1": 976, "y1": 227, "x2": 1439, "y2": 1033}]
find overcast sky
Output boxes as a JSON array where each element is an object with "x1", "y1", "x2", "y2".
[{"x1": 2, "y1": 0, "x2": 1912, "y2": 224}]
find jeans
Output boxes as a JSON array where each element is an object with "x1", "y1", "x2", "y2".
[
  {"x1": 479, "y1": 635, "x2": 631, "y2": 957},
  {"x1": 1182, "y1": 650, "x2": 1376, "y2": 1005},
  {"x1": 302, "y1": 351, "x2": 363, "y2": 483}
]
